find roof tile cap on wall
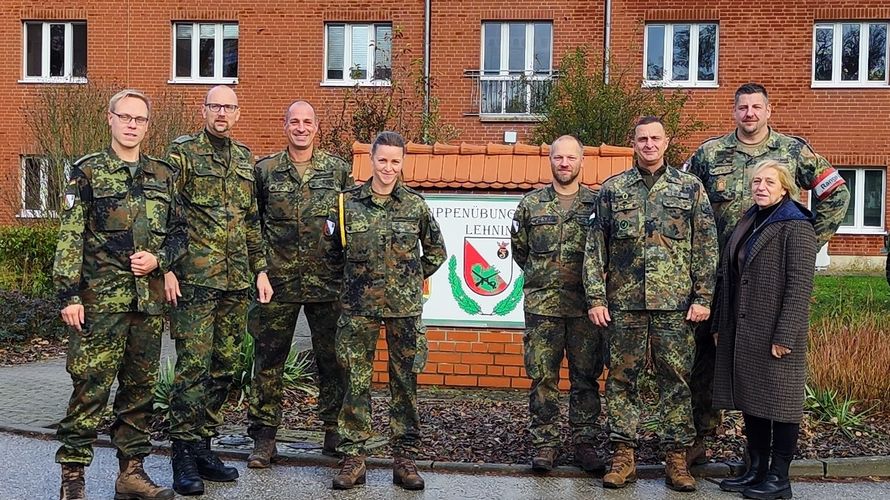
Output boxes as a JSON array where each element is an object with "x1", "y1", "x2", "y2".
[{"x1": 351, "y1": 141, "x2": 635, "y2": 190}]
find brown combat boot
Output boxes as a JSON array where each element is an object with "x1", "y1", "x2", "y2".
[
  {"x1": 331, "y1": 455, "x2": 366, "y2": 490},
  {"x1": 247, "y1": 428, "x2": 278, "y2": 469},
  {"x1": 322, "y1": 428, "x2": 341, "y2": 457},
  {"x1": 665, "y1": 448, "x2": 697, "y2": 492},
  {"x1": 686, "y1": 436, "x2": 708, "y2": 467},
  {"x1": 114, "y1": 457, "x2": 175, "y2": 499},
  {"x1": 574, "y1": 443, "x2": 603, "y2": 472},
  {"x1": 603, "y1": 444, "x2": 636, "y2": 489},
  {"x1": 392, "y1": 456, "x2": 425, "y2": 490},
  {"x1": 531, "y1": 447, "x2": 557, "y2": 472},
  {"x1": 60, "y1": 464, "x2": 86, "y2": 500}
]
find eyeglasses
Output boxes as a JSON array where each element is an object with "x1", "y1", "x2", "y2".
[
  {"x1": 110, "y1": 111, "x2": 149, "y2": 126},
  {"x1": 205, "y1": 103, "x2": 240, "y2": 113}
]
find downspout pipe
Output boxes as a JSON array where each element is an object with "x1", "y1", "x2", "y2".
[
  {"x1": 423, "y1": 0, "x2": 432, "y2": 119},
  {"x1": 604, "y1": 0, "x2": 612, "y2": 83}
]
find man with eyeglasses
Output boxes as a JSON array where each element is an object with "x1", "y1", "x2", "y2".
[
  {"x1": 54, "y1": 89, "x2": 185, "y2": 500},
  {"x1": 165, "y1": 85, "x2": 271, "y2": 495}
]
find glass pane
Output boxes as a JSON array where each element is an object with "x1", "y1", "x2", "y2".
[
  {"x1": 814, "y1": 26, "x2": 833, "y2": 81},
  {"x1": 530, "y1": 78, "x2": 551, "y2": 113},
  {"x1": 505, "y1": 78, "x2": 527, "y2": 113},
  {"x1": 672, "y1": 24, "x2": 690, "y2": 81},
  {"x1": 374, "y1": 24, "x2": 392, "y2": 80},
  {"x1": 199, "y1": 37, "x2": 214, "y2": 78},
  {"x1": 480, "y1": 79, "x2": 502, "y2": 114},
  {"x1": 222, "y1": 38, "x2": 238, "y2": 78},
  {"x1": 25, "y1": 23, "x2": 42, "y2": 77},
  {"x1": 533, "y1": 23, "x2": 551, "y2": 73},
  {"x1": 646, "y1": 25, "x2": 665, "y2": 80},
  {"x1": 508, "y1": 23, "x2": 525, "y2": 73},
  {"x1": 175, "y1": 25, "x2": 192, "y2": 78},
  {"x1": 351, "y1": 25, "x2": 369, "y2": 80},
  {"x1": 72, "y1": 24, "x2": 87, "y2": 78},
  {"x1": 697, "y1": 24, "x2": 716, "y2": 81},
  {"x1": 49, "y1": 24, "x2": 65, "y2": 77},
  {"x1": 223, "y1": 24, "x2": 238, "y2": 38},
  {"x1": 326, "y1": 24, "x2": 345, "y2": 80},
  {"x1": 839, "y1": 170, "x2": 856, "y2": 226},
  {"x1": 199, "y1": 24, "x2": 215, "y2": 38},
  {"x1": 868, "y1": 23, "x2": 887, "y2": 81},
  {"x1": 863, "y1": 170, "x2": 883, "y2": 227},
  {"x1": 483, "y1": 23, "x2": 501, "y2": 75},
  {"x1": 23, "y1": 158, "x2": 41, "y2": 211},
  {"x1": 842, "y1": 23, "x2": 860, "y2": 81}
]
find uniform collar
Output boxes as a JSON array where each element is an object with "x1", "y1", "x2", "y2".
[
  {"x1": 627, "y1": 162, "x2": 681, "y2": 186},
  {"x1": 728, "y1": 127, "x2": 781, "y2": 152},
  {"x1": 275, "y1": 148, "x2": 328, "y2": 173},
  {"x1": 104, "y1": 147, "x2": 141, "y2": 173},
  {"x1": 356, "y1": 179, "x2": 405, "y2": 201}
]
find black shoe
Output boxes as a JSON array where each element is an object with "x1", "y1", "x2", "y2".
[
  {"x1": 720, "y1": 447, "x2": 768, "y2": 492},
  {"x1": 194, "y1": 437, "x2": 239, "y2": 482},
  {"x1": 171, "y1": 440, "x2": 204, "y2": 496},
  {"x1": 742, "y1": 453, "x2": 793, "y2": 500}
]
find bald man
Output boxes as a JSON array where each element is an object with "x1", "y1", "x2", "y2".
[{"x1": 165, "y1": 85, "x2": 271, "y2": 495}]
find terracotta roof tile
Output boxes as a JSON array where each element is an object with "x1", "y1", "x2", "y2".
[{"x1": 350, "y1": 141, "x2": 634, "y2": 190}]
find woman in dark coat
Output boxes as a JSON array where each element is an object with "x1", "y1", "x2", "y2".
[{"x1": 711, "y1": 160, "x2": 818, "y2": 500}]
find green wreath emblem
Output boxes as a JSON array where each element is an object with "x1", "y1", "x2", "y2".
[{"x1": 447, "y1": 256, "x2": 523, "y2": 316}]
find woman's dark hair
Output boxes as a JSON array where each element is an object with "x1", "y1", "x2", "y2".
[{"x1": 371, "y1": 131, "x2": 406, "y2": 157}]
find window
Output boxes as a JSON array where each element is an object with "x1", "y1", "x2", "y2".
[
  {"x1": 172, "y1": 22, "x2": 239, "y2": 83},
  {"x1": 644, "y1": 23, "x2": 718, "y2": 87},
  {"x1": 324, "y1": 23, "x2": 392, "y2": 85},
  {"x1": 19, "y1": 156, "x2": 58, "y2": 218},
  {"x1": 479, "y1": 21, "x2": 553, "y2": 117},
  {"x1": 812, "y1": 22, "x2": 888, "y2": 87},
  {"x1": 837, "y1": 168, "x2": 886, "y2": 233},
  {"x1": 21, "y1": 21, "x2": 87, "y2": 82}
]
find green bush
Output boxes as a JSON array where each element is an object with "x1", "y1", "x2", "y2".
[
  {"x1": 0, "y1": 290, "x2": 66, "y2": 343},
  {"x1": 0, "y1": 224, "x2": 58, "y2": 298},
  {"x1": 804, "y1": 384, "x2": 876, "y2": 438}
]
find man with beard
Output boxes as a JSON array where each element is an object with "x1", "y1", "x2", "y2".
[{"x1": 510, "y1": 135, "x2": 604, "y2": 473}]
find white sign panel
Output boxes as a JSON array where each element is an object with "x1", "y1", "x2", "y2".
[{"x1": 422, "y1": 194, "x2": 525, "y2": 328}]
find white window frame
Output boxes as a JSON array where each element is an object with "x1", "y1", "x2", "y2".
[
  {"x1": 811, "y1": 22, "x2": 890, "y2": 88},
  {"x1": 19, "y1": 21, "x2": 87, "y2": 84},
  {"x1": 643, "y1": 23, "x2": 719, "y2": 88},
  {"x1": 321, "y1": 22, "x2": 392, "y2": 87},
  {"x1": 836, "y1": 167, "x2": 887, "y2": 235},
  {"x1": 169, "y1": 22, "x2": 239, "y2": 84},
  {"x1": 18, "y1": 156, "x2": 58, "y2": 219},
  {"x1": 478, "y1": 21, "x2": 554, "y2": 119}
]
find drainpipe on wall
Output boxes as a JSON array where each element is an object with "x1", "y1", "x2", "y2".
[
  {"x1": 604, "y1": 0, "x2": 612, "y2": 84},
  {"x1": 423, "y1": 0, "x2": 432, "y2": 122}
]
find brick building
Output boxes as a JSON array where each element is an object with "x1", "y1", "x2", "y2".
[{"x1": 1, "y1": 0, "x2": 887, "y2": 261}]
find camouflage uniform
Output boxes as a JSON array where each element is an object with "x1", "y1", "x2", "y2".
[
  {"x1": 583, "y1": 165, "x2": 717, "y2": 449},
  {"x1": 684, "y1": 128, "x2": 850, "y2": 437},
  {"x1": 324, "y1": 181, "x2": 446, "y2": 457},
  {"x1": 510, "y1": 185, "x2": 604, "y2": 448},
  {"x1": 166, "y1": 130, "x2": 267, "y2": 443},
  {"x1": 54, "y1": 149, "x2": 187, "y2": 464},
  {"x1": 248, "y1": 149, "x2": 353, "y2": 437}
]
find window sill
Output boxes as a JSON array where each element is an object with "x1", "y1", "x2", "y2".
[
  {"x1": 835, "y1": 227, "x2": 887, "y2": 236},
  {"x1": 642, "y1": 80, "x2": 719, "y2": 89},
  {"x1": 168, "y1": 78, "x2": 239, "y2": 85},
  {"x1": 18, "y1": 77, "x2": 87, "y2": 85},
  {"x1": 319, "y1": 80, "x2": 392, "y2": 88},
  {"x1": 479, "y1": 114, "x2": 545, "y2": 123},
  {"x1": 811, "y1": 81, "x2": 889, "y2": 89}
]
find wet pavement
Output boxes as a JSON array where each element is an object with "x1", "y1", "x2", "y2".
[{"x1": 2, "y1": 432, "x2": 887, "y2": 500}]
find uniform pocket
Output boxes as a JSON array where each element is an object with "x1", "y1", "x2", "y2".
[
  {"x1": 188, "y1": 168, "x2": 224, "y2": 207},
  {"x1": 707, "y1": 163, "x2": 737, "y2": 203},
  {"x1": 143, "y1": 182, "x2": 171, "y2": 232},
  {"x1": 392, "y1": 219, "x2": 419, "y2": 258},
  {"x1": 234, "y1": 166, "x2": 256, "y2": 209},
  {"x1": 345, "y1": 219, "x2": 371, "y2": 262},
  {"x1": 266, "y1": 182, "x2": 296, "y2": 220},
  {"x1": 529, "y1": 215, "x2": 559, "y2": 253},
  {"x1": 611, "y1": 199, "x2": 640, "y2": 239},
  {"x1": 662, "y1": 195, "x2": 692, "y2": 240},
  {"x1": 91, "y1": 183, "x2": 130, "y2": 232}
]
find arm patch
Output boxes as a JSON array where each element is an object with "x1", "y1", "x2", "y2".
[{"x1": 811, "y1": 168, "x2": 845, "y2": 200}]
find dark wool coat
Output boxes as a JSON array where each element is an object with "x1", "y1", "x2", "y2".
[{"x1": 712, "y1": 198, "x2": 818, "y2": 423}]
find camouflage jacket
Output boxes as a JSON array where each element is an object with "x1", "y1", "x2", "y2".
[
  {"x1": 254, "y1": 149, "x2": 354, "y2": 302},
  {"x1": 324, "y1": 181, "x2": 447, "y2": 317},
  {"x1": 511, "y1": 185, "x2": 598, "y2": 317},
  {"x1": 583, "y1": 165, "x2": 718, "y2": 311},
  {"x1": 685, "y1": 128, "x2": 850, "y2": 250},
  {"x1": 167, "y1": 130, "x2": 267, "y2": 291},
  {"x1": 53, "y1": 148, "x2": 187, "y2": 315}
]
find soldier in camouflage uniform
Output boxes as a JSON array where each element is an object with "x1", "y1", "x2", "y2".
[
  {"x1": 54, "y1": 89, "x2": 184, "y2": 500},
  {"x1": 683, "y1": 83, "x2": 849, "y2": 466},
  {"x1": 164, "y1": 85, "x2": 271, "y2": 495},
  {"x1": 324, "y1": 131, "x2": 446, "y2": 491},
  {"x1": 247, "y1": 101, "x2": 353, "y2": 468},
  {"x1": 510, "y1": 135, "x2": 604, "y2": 473},
  {"x1": 584, "y1": 116, "x2": 718, "y2": 492}
]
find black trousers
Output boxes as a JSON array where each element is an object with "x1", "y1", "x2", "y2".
[{"x1": 743, "y1": 413, "x2": 799, "y2": 460}]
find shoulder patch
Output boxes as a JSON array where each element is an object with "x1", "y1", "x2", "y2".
[
  {"x1": 255, "y1": 151, "x2": 283, "y2": 165},
  {"x1": 233, "y1": 139, "x2": 252, "y2": 152},
  {"x1": 145, "y1": 154, "x2": 173, "y2": 169},
  {"x1": 73, "y1": 151, "x2": 102, "y2": 167},
  {"x1": 401, "y1": 185, "x2": 425, "y2": 199},
  {"x1": 172, "y1": 134, "x2": 194, "y2": 145},
  {"x1": 342, "y1": 183, "x2": 363, "y2": 193}
]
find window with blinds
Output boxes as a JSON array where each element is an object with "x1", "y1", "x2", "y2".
[
  {"x1": 325, "y1": 22, "x2": 392, "y2": 84},
  {"x1": 172, "y1": 22, "x2": 239, "y2": 83}
]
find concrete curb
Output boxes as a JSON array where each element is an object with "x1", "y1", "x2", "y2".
[{"x1": 2, "y1": 422, "x2": 887, "y2": 479}]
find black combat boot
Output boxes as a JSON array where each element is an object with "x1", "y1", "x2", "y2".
[
  {"x1": 720, "y1": 446, "x2": 768, "y2": 492},
  {"x1": 742, "y1": 453, "x2": 793, "y2": 500},
  {"x1": 193, "y1": 437, "x2": 239, "y2": 482},
  {"x1": 171, "y1": 440, "x2": 204, "y2": 496}
]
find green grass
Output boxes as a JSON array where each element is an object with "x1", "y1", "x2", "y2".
[{"x1": 810, "y1": 275, "x2": 890, "y2": 322}]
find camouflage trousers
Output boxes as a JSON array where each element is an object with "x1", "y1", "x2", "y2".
[
  {"x1": 335, "y1": 314, "x2": 426, "y2": 458},
  {"x1": 523, "y1": 312, "x2": 604, "y2": 448},
  {"x1": 691, "y1": 317, "x2": 721, "y2": 437},
  {"x1": 606, "y1": 310, "x2": 695, "y2": 449},
  {"x1": 247, "y1": 300, "x2": 344, "y2": 436},
  {"x1": 56, "y1": 311, "x2": 163, "y2": 465},
  {"x1": 169, "y1": 284, "x2": 249, "y2": 442}
]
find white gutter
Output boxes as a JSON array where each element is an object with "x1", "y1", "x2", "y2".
[{"x1": 604, "y1": 0, "x2": 612, "y2": 83}]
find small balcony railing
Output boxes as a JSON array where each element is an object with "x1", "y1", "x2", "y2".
[{"x1": 463, "y1": 70, "x2": 555, "y2": 119}]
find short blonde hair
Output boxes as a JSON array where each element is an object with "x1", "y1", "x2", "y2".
[
  {"x1": 109, "y1": 89, "x2": 151, "y2": 117},
  {"x1": 752, "y1": 160, "x2": 799, "y2": 198}
]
